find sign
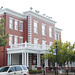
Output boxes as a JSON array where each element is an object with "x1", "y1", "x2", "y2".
[{"x1": 53, "y1": 49, "x2": 56, "y2": 55}]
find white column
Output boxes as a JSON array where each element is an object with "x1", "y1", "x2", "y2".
[
  {"x1": 22, "y1": 53, "x2": 24, "y2": 65},
  {"x1": 9, "y1": 54, "x2": 11, "y2": 65},
  {"x1": 27, "y1": 53, "x2": 29, "y2": 67},
  {"x1": 37, "y1": 54, "x2": 41, "y2": 67},
  {"x1": 8, "y1": 54, "x2": 9, "y2": 66},
  {"x1": 25, "y1": 52, "x2": 26, "y2": 66},
  {"x1": 45, "y1": 59, "x2": 48, "y2": 67}
]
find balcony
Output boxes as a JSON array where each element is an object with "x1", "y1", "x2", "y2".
[{"x1": 7, "y1": 41, "x2": 50, "y2": 54}]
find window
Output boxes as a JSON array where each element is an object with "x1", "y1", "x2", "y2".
[
  {"x1": 9, "y1": 17, "x2": 13, "y2": 29},
  {"x1": 16, "y1": 66, "x2": 22, "y2": 71},
  {"x1": 19, "y1": 21, "x2": 23, "y2": 31},
  {"x1": 50, "y1": 42, "x2": 53, "y2": 46},
  {"x1": 9, "y1": 67, "x2": 15, "y2": 72},
  {"x1": 42, "y1": 40, "x2": 46, "y2": 45},
  {"x1": 0, "y1": 67, "x2": 9, "y2": 72},
  {"x1": 9, "y1": 34, "x2": 13, "y2": 45},
  {"x1": 19, "y1": 37, "x2": 23, "y2": 43},
  {"x1": 15, "y1": 19, "x2": 18, "y2": 30},
  {"x1": 21, "y1": 66, "x2": 27, "y2": 70},
  {"x1": 58, "y1": 34, "x2": 60, "y2": 40},
  {"x1": 49, "y1": 27, "x2": 53, "y2": 37},
  {"x1": 55, "y1": 33, "x2": 58, "y2": 40},
  {"x1": 34, "y1": 21, "x2": 38, "y2": 33},
  {"x1": 42, "y1": 24, "x2": 46, "y2": 35},
  {"x1": 34, "y1": 38, "x2": 38, "y2": 44},
  {"x1": 14, "y1": 35, "x2": 18, "y2": 44}
]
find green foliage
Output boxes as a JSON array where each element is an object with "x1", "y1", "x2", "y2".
[
  {"x1": 0, "y1": 18, "x2": 9, "y2": 46},
  {"x1": 42, "y1": 40, "x2": 75, "y2": 65},
  {"x1": 29, "y1": 69, "x2": 42, "y2": 74}
]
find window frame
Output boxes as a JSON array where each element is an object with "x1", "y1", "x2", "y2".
[
  {"x1": 42, "y1": 23, "x2": 46, "y2": 36},
  {"x1": 19, "y1": 36, "x2": 23, "y2": 43},
  {"x1": 34, "y1": 20, "x2": 38, "y2": 34},
  {"x1": 15, "y1": 19, "x2": 18, "y2": 30},
  {"x1": 19, "y1": 21, "x2": 23, "y2": 32},
  {"x1": 14, "y1": 35, "x2": 18, "y2": 44},
  {"x1": 9, "y1": 17, "x2": 13, "y2": 29},
  {"x1": 49, "y1": 26, "x2": 53, "y2": 38},
  {"x1": 9, "y1": 34, "x2": 13, "y2": 45}
]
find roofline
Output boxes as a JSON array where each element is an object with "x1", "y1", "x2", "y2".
[
  {"x1": 0, "y1": 8, "x2": 25, "y2": 18},
  {"x1": 55, "y1": 27, "x2": 62, "y2": 32},
  {"x1": 23, "y1": 10, "x2": 57, "y2": 24}
]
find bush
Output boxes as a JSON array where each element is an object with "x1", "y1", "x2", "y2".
[{"x1": 29, "y1": 69, "x2": 42, "y2": 74}]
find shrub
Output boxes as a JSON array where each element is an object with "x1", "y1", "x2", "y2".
[{"x1": 29, "y1": 69, "x2": 42, "y2": 74}]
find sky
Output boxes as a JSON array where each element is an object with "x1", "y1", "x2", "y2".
[{"x1": 0, "y1": 0, "x2": 75, "y2": 44}]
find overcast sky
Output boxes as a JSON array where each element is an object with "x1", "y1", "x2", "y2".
[{"x1": 0, "y1": 0, "x2": 75, "y2": 44}]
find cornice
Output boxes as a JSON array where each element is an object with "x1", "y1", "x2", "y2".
[
  {"x1": 55, "y1": 27, "x2": 62, "y2": 32},
  {"x1": 0, "y1": 8, "x2": 25, "y2": 19},
  {"x1": 23, "y1": 11, "x2": 56, "y2": 24}
]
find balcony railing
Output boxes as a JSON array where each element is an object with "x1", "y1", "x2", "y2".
[{"x1": 10, "y1": 41, "x2": 50, "y2": 50}]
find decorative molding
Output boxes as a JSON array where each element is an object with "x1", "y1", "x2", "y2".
[
  {"x1": 28, "y1": 15, "x2": 32, "y2": 43},
  {"x1": 24, "y1": 11, "x2": 56, "y2": 24}
]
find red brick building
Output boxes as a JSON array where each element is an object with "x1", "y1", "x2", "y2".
[{"x1": 0, "y1": 8, "x2": 62, "y2": 72}]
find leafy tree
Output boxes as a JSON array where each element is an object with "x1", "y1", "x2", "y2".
[
  {"x1": 0, "y1": 18, "x2": 9, "y2": 46},
  {"x1": 42, "y1": 40, "x2": 75, "y2": 74}
]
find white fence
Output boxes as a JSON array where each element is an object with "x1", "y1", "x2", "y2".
[{"x1": 10, "y1": 41, "x2": 50, "y2": 50}]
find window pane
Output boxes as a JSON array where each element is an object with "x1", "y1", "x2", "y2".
[
  {"x1": 9, "y1": 67, "x2": 15, "y2": 72},
  {"x1": 21, "y1": 66, "x2": 27, "y2": 70},
  {"x1": 34, "y1": 22, "x2": 38, "y2": 33},
  {"x1": 16, "y1": 66, "x2": 22, "y2": 71},
  {"x1": 0, "y1": 67, "x2": 9, "y2": 72}
]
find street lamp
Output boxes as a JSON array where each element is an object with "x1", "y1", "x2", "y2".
[{"x1": 55, "y1": 42, "x2": 58, "y2": 75}]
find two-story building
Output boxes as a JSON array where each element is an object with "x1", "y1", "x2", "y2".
[{"x1": 0, "y1": 8, "x2": 62, "y2": 72}]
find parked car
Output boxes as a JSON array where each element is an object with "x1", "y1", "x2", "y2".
[{"x1": 0, "y1": 65, "x2": 29, "y2": 75}]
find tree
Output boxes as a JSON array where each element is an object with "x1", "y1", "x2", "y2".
[
  {"x1": 0, "y1": 18, "x2": 8, "y2": 46},
  {"x1": 42, "y1": 40, "x2": 75, "y2": 74}
]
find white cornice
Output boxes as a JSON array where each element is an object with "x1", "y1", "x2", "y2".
[
  {"x1": 23, "y1": 11, "x2": 56, "y2": 24},
  {"x1": 55, "y1": 27, "x2": 62, "y2": 32},
  {"x1": 0, "y1": 8, "x2": 25, "y2": 19}
]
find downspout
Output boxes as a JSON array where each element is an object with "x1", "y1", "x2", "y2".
[{"x1": 3, "y1": 12, "x2": 6, "y2": 66}]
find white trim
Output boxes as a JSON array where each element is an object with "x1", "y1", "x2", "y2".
[
  {"x1": 19, "y1": 21, "x2": 23, "y2": 32},
  {"x1": 24, "y1": 11, "x2": 56, "y2": 24},
  {"x1": 0, "y1": 8, "x2": 25, "y2": 18}
]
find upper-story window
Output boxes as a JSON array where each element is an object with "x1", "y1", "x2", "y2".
[
  {"x1": 19, "y1": 21, "x2": 23, "y2": 31},
  {"x1": 49, "y1": 26, "x2": 53, "y2": 38},
  {"x1": 9, "y1": 17, "x2": 13, "y2": 29},
  {"x1": 34, "y1": 21, "x2": 38, "y2": 33},
  {"x1": 19, "y1": 37, "x2": 23, "y2": 43},
  {"x1": 55, "y1": 33, "x2": 58, "y2": 40},
  {"x1": 34, "y1": 38, "x2": 38, "y2": 44},
  {"x1": 14, "y1": 35, "x2": 18, "y2": 44},
  {"x1": 42, "y1": 24, "x2": 46, "y2": 36},
  {"x1": 15, "y1": 19, "x2": 18, "y2": 30},
  {"x1": 58, "y1": 34, "x2": 60, "y2": 40},
  {"x1": 42, "y1": 40, "x2": 46, "y2": 45},
  {"x1": 9, "y1": 34, "x2": 13, "y2": 45},
  {"x1": 50, "y1": 42, "x2": 53, "y2": 46}
]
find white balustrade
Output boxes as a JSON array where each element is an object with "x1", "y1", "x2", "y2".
[{"x1": 10, "y1": 42, "x2": 50, "y2": 50}]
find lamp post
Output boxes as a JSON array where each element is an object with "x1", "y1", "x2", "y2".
[{"x1": 55, "y1": 42, "x2": 58, "y2": 75}]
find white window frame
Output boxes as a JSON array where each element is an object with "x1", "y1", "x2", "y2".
[
  {"x1": 15, "y1": 19, "x2": 18, "y2": 30},
  {"x1": 42, "y1": 40, "x2": 46, "y2": 45},
  {"x1": 19, "y1": 21, "x2": 23, "y2": 32},
  {"x1": 9, "y1": 17, "x2": 13, "y2": 29},
  {"x1": 58, "y1": 34, "x2": 60, "y2": 40},
  {"x1": 19, "y1": 36, "x2": 23, "y2": 43},
  {"x1": 9, "y1": 34, "x2": 13, "y2": 45},
  {"x1": 55, "y1": 33, "x2": 58, "y2": 40},
  {"x1": 42, "y1": 23, "x2": 46, "y2": 36},
  {"x1": 34, "y1": 38, "x2": 39, "y2": 44},
  {"x1": 34, "y1": 20, "x2": 38, "y2": 33},
  {"x1": 49, "y1": 42, "x2": 53, "y2": 46},
  {"x1": 14, "y1": 35, "x2": 18, "y2": 44},
  {"x1": 49, "y1": 26, "x2": 53, "y2": 38}
]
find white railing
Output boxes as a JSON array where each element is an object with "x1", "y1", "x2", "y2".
[{"x1": 10, "y1": 41, "x2": 50, "y2": 50}]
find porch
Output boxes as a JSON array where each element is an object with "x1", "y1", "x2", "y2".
[{"x1": 7, "y1": 42, "x2": 50, "y2": 72}]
